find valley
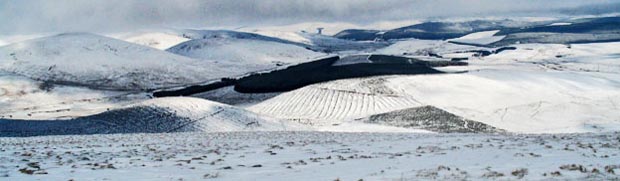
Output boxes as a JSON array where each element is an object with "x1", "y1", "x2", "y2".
[{"x1": 1, "y1": 14, "x2": 620, "y2": 180}]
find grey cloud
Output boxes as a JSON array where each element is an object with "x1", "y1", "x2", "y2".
[{"x1": 0, "y1": 0, "x2": 617, "y2": 35}]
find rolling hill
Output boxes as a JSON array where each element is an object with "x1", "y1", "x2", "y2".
[
  {"x1": 166, "y1": 37, "x2": 325, "y2": 74},
  {"x1": 0, "y1": 33, "x2": 233, "y2": 91},
  {"x1": 119, "y1": 32, "x2": 191, "y2": 50},
  {"x1": 249, "y1": 68, "x2": 620, "y2": 133},
  {"x1": 0, "y1": 97, "x2": 304, "y2": 137}
]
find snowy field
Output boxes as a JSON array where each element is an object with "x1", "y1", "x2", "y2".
[
  {"x1": 1, "y1": 132, "x2": 619, "y2": 180},
  {"x1": 2, "y1": 15, "x2": 620, "y2": 180}
]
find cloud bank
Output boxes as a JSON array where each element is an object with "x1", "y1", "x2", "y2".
[{"x1": 0, "y1": 0, "x2": 617, "y2": 35}]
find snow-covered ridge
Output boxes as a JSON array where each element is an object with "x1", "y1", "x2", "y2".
[
  {"x1": 166, "y1": 37, "x2": 325, "y2": 72},
  {"x1": 241, "y1": 30, "x2": 314, "y2": 45},
  {"x1": 248, "y1": 76, "x2": 423, "y2": 125},
  {"x1": 0, "y1": 33, "x2": 233, "y2": 90},
  {"x1": 0, "y1": 97, "x2": 304, "y2": 137},
  {"x1": 239, "y1": 20, "x2": 421, "y2": 37},
  {"x1": 120, "y1": 32, "x2": 190, "y2": 50},
  {"x1": 358, "y1": 105, "x2": 505, "y2": 133},
  {"x1": 548, "y1": 22, "x2": 572, "y2": 26},
  {"x1": 0, "y1": 72, "x2": 140, "y2": 120},
  {"x1": 386, "y1": 70, "x2": 620, "y2": 133},
  {"x1": 448, "y1": 30, "x2": 506, "y2": 45},
  {"x1": 249, "y1": 65, "x2": 620, "y2": 133},
  {"x1": 376, "y1": 39, "x2": 491, "y2": 58},
  {"x1": 173, "y1": 29, "x2": 306, "y2": 47},
  {"x1": 234, "y1": 28, "x2": 389, "y2": 52}
]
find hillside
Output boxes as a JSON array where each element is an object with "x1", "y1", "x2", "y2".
[
  {"x1": 249, "y1": 68, "x2": 620, "y2": 133},
  {"x1": 358, "y1": 105, "x2": 505, "y2": 133},
  {"x1": 247, "y1": 76, "x2": 424, "y2": 125},
  {"x1": 0, "y1": 33, "x2": 233, "y2": 90},
  {"x1": 335, "y1": 17, "x2": 620, "y2": 47},
  {"x1": 0, "y1": 72, "x2": 143, "y2": 120},
  {"x1": 167, "y1": 37, "x2": 325, "y2": 74},
  {"x1": 0, "y1": 97, "x2": 304, "y2": 137},
  {"x1": 120, "y1": 32, "x2": 190, "y2": 50},
  {"x1": 386, "y1": 70, "x2": 620, "y2": 133}
]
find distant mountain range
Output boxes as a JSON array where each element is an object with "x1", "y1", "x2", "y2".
[{"x1": 334, "y1": 16, "x2": 620, "y2": 46}]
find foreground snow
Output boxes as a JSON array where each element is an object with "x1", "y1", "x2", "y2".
[{"x1": 0, "y1": 132, "x2": 618, "y2": 180}]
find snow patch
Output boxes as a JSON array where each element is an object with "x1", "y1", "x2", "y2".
[
  {"x1": 448, "y1": 30, "x2": 506, "y2": 45},
  {"x1": 548, "y1": 22, "x2": 572, "y2": 26},
  {"x1": 122, "y1": 32, "x2": 190, "y2": 50}
]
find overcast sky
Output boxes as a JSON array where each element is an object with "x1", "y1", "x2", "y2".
[{"x1": 1, "y1": 0, "x2": 618, "y2": 35}]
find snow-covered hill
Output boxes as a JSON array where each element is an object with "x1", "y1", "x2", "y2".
[
  {"x1": 250, "y1": 69, "x2": 620, "y2": 133},
  {"x1": 0, "y1": 33, "x2": 233, "y2": 90},
  {"x1": 173, "y1": 29, "x2": 306, "y2": 47},
  {"x1": 241, "y1": 30, "x2": 315, "y2": 45},
  {"x1": 0, "y1": 97, "x2": 304, "y2": 137},
  {"x1": 298, "y1": 33, "x2": 389, "y2": 52},
  {"x1": 119, "y1": 32, "x2": 190, "y2": 50},
  {"x1": 167, "y1": 37, "x2": 325, "y2": 73},
  {"x1": 240, "y1": 22, "x2": 368, "y2": 37},
  {"x1": 376, "y1": 38, "x2": 494, "y2": 59},
  {"x1": 247, "y1": 41, "x2": 620, "y2": 133},
  {"x1": 239, "y1": 20, "x2": 421, "y2": 37},
  {"x1": 245, "y1": 30, "x2": 389, "y2": 52},
  {"x1": 385, "y1": 70, "x2": 620, "y2": 133},
  {"x1": 248, "y1": 76, "x2": 423, "y2": 125},
  {"x1": 334, "y1": 19, "x2": 538, "y2": 41},
  {"x1": 374, "y1": 38, "x2": 506, "y2": 64},
  {"x1": 447, "y1": 30, "x2": 506, "y2": 45},
  {"x1": 173, "y1": 29, "x2": 387, "y2": 53},
  {"x1": 0, "y1": 72, "x2": 143, "y2": 120},
  {"x1": 358, "y1": 105, "x2": 504, "y2": 133},
  {"x1": 477, "y1": 43, "x2": 620, "y2": 74},
  {"x1": 0, "y1": 34, "x2": 48, "y2": 47},
  {"x1": 353, "y1": 41, "x2": 620, "y2": 133}
]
